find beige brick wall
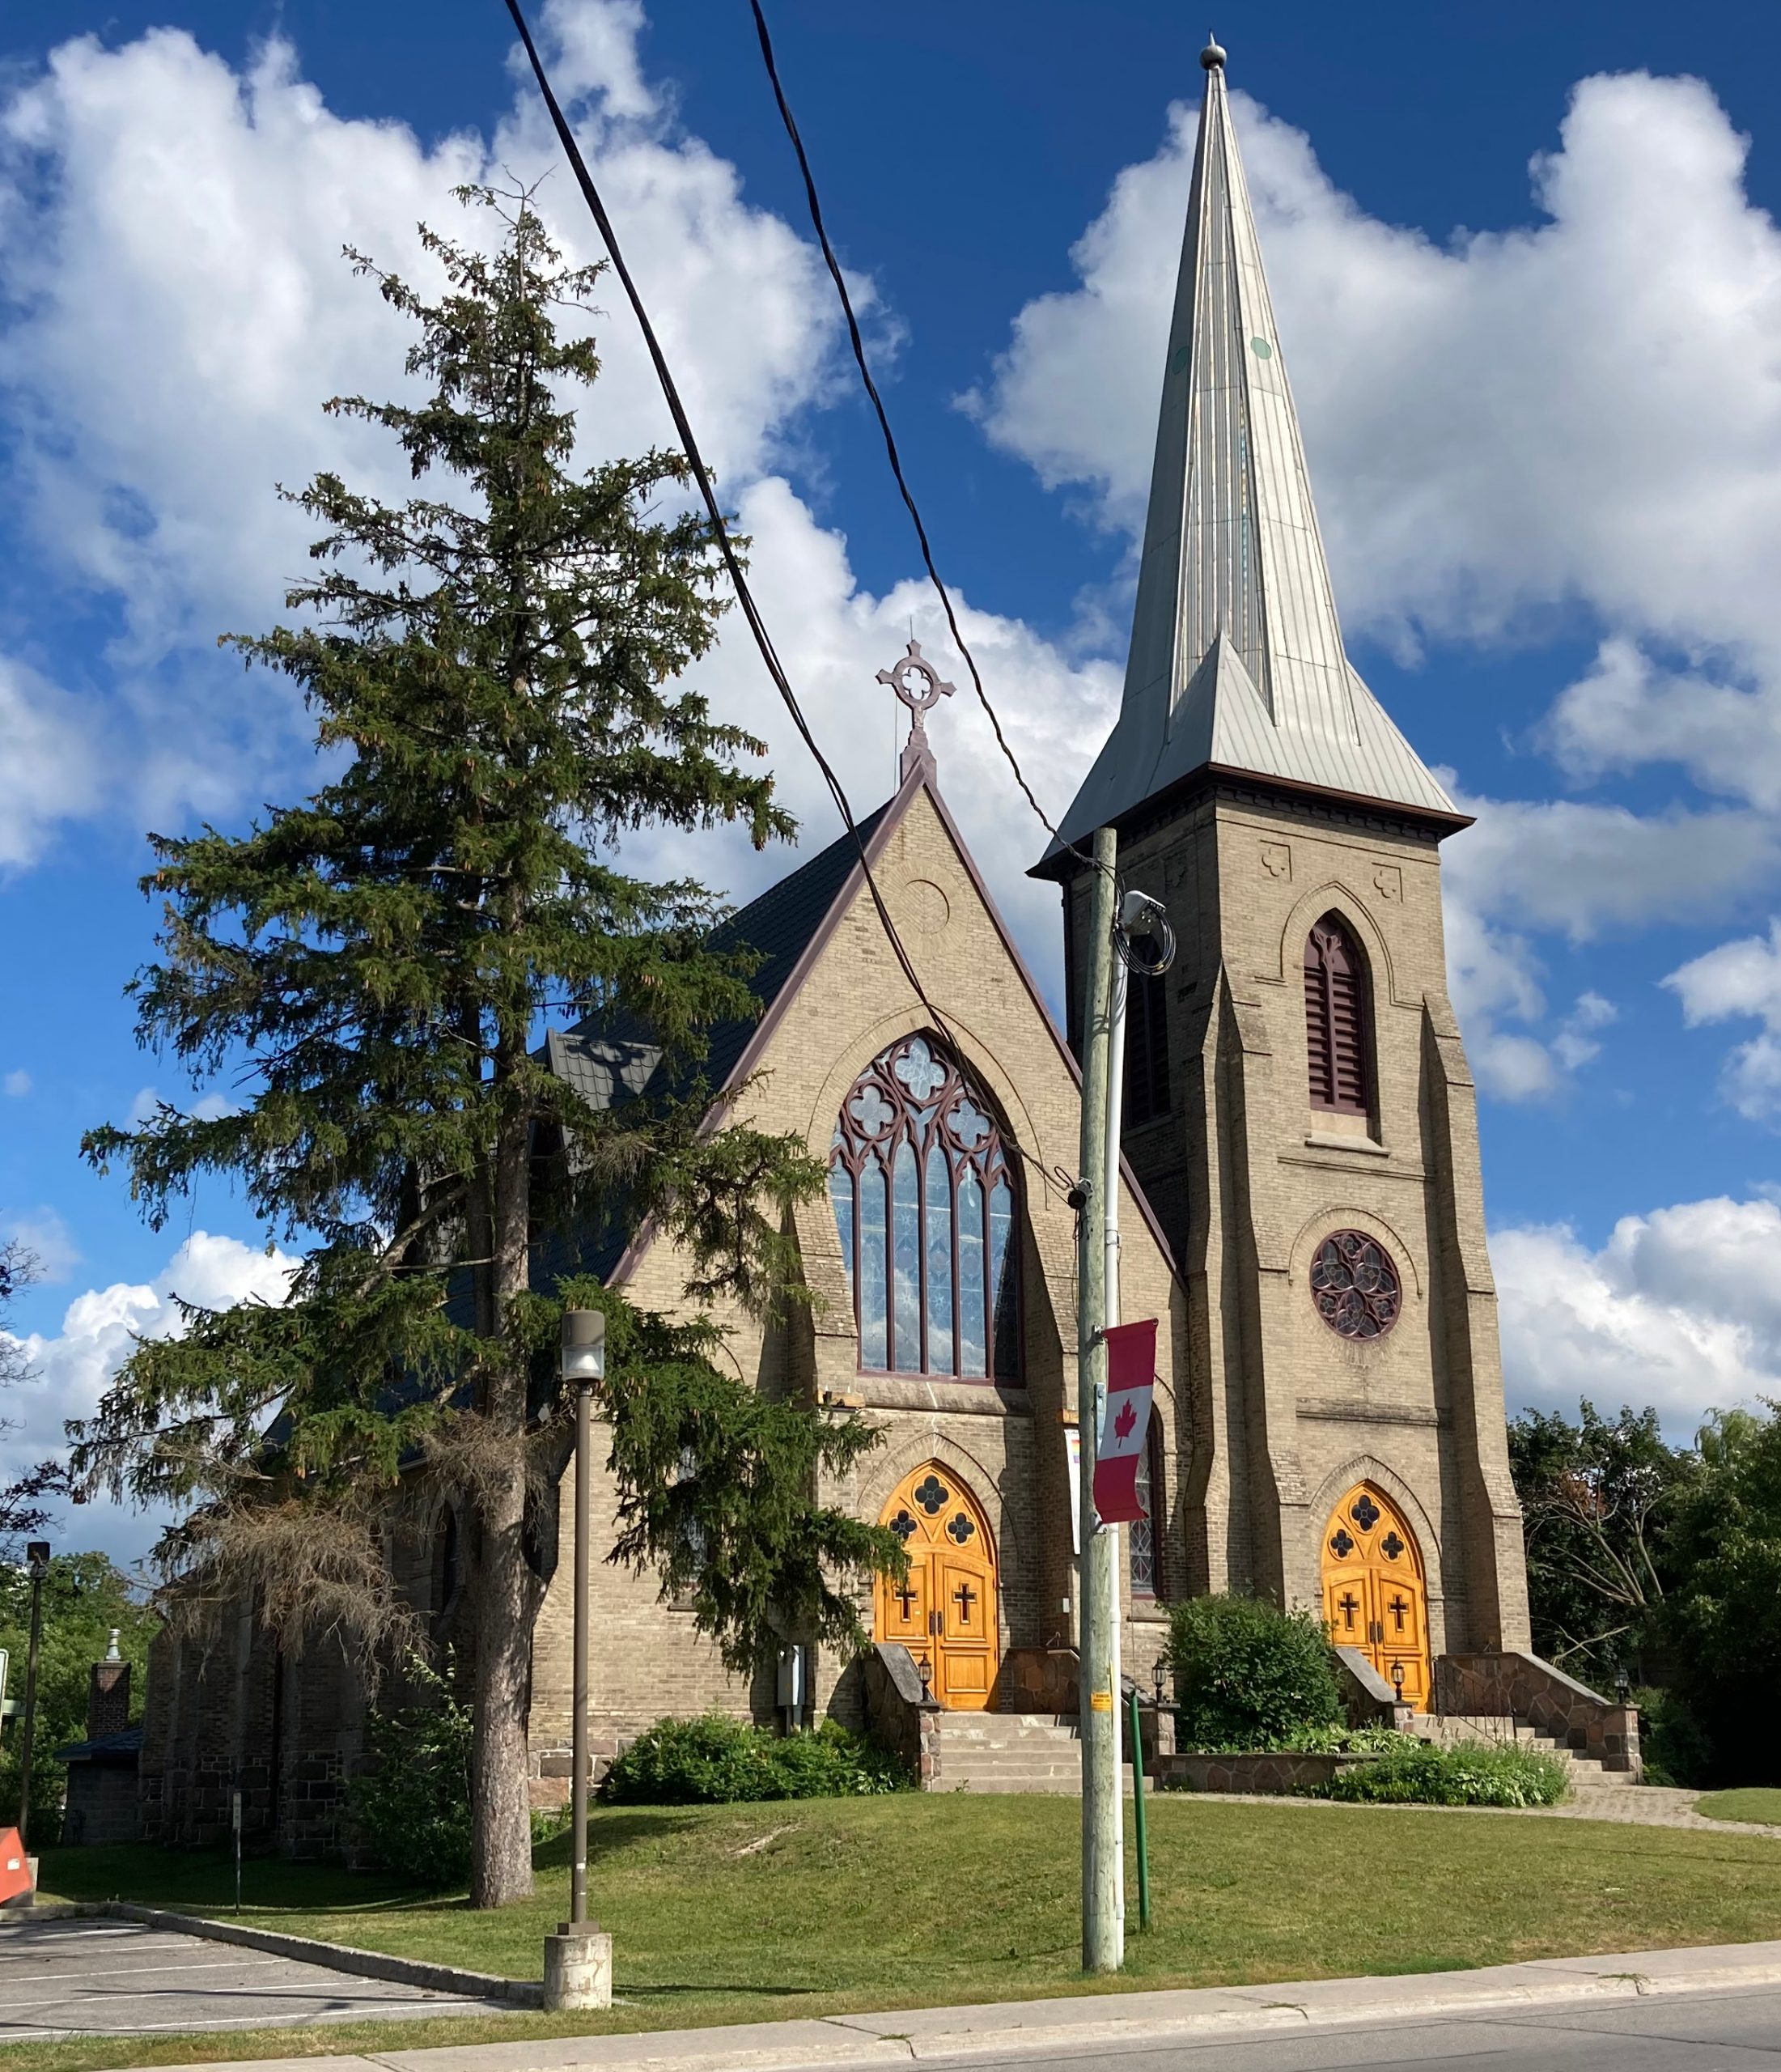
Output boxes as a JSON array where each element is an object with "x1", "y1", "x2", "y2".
[{"x1": 531, "y1": 778, "x2": 1185, "y2": 1768}]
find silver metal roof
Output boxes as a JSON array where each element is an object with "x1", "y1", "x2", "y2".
[{"x1": 1041, "y1": 43, "x2": 1458, "y2": 867}]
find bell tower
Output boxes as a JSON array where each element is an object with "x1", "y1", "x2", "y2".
[{"x1": 1035, "y1": 40, "x2": 1529, "y2": 1658}]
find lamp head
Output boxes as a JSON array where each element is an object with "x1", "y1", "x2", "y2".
[
  {"x1": 25, "y1": 1541, "x2": 49, "y2": 1578},
  {"x1": 560, "y1": 1308, "x2": 606, "y2": 1384},
  {"x1": 1390, "y1": 1659, "x2": 1406, "y2": 1698},
  {"x1": 1151, "y1": 1650, "x2": 1169, "y2": 1705}
]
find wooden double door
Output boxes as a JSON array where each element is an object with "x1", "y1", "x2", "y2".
[
  {"x1": 1320, "y1": 1482, "x2": 1431, "y2": 1710},
  {"x1": 874, "y1": 1462, "x2": 999, "y2": 1710}
]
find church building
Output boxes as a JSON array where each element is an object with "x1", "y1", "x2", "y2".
[{"x1": 136, "y1": 41, "x2": 1582, "y2": 1853}]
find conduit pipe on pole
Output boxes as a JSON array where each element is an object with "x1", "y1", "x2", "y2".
[{"x1": 1075, "y1": 825, "x2": 1120, "y2": 1974}]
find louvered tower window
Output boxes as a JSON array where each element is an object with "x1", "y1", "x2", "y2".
[
  {"x1": 1122, "y1": 971, "x2": 1171, "y2": 1128},
  {"x1": 1304, "y1": 915, "x2": 1370, "y2": 1115}
]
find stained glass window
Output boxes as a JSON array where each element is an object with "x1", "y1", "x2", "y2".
[
  {"x1": 1129, "y1": 1425, "x2": 1163, "y2": 1599},
  {"x1": 829, "y1": 1035, "x2": 1021, "y2": 1382}
]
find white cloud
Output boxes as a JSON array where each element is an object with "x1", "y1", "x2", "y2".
[
  {"x1": 1493, "y1": 1198, "x2": 1781, "y2": 1433},
  {"x1": 126, "y1": 1087, "x2": 237, "y2": 1128},
  {"x1": 0, "y1": 1231, "x2": 299, "y2": 1567},
  {"x1": 1435, "y1": 784, "x2": 1775, "y2": 1100},
  {"x1": 973, "y1": 71, "x2": 1781, "y2": 674},
  {"x1": 1662, "y1": 919, "x2": 1781, "y2": 1119},
  {"x1": 0, "y1": 658, "x2": 104, "y2": 870},
  {"x1": 2, "y1": 1072, "x2": 28, "y2": 1099},
  {"x1": 0, "y1": 1209, "x2": 79, "y2": 1285},
  {"x1": 0, "y1": 2, "x2": 862, "y2": 857}
]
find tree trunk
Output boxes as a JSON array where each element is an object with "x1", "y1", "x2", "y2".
[{"x1": 469, "y1": 1106, "x2": 537, "y2": 1908}]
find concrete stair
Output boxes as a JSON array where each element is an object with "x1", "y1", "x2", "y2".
[
  {"x1": 1413, "y1": 1713, "x2": 1638, "y2": 1787},
  {"x1": 932, "y1": 1711, "x2": 1131, "y2": 1794}
]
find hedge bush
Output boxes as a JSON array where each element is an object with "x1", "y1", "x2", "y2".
[
  {"x1": 347, "y1": 1679, "x2": 473, "y2": 1887},
  {"x1": 600, "y1": 1714, "x2": 910, "y2": 1804},
  {"x1": 1320, "y1": 1738, "x2": 1567, "y2": 1807},
  {"x1": 1167, "y1": 1594, "x2": 1345, "y2": 1749}
]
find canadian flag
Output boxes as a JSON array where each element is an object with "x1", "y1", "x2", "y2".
[{"x1": 1092, "y1": 1318, "x2": 1158, "y2": 1526}]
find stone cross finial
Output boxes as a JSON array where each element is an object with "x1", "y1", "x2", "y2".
[{"x1": 876, "y1": 640, "x2": 955, "y2": 779}]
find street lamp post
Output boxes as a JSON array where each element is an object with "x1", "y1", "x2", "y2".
[
  {"x1": 16, "y1": 1542, "x2": 49, "y2": 1849},
  {"x1": 542, "y1": 1310, "x2": 613, "y2": 2012}
]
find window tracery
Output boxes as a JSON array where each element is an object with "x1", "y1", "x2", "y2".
[{"x1": 828, "y1": 1035, "x2": 1020, "y2": 1381}]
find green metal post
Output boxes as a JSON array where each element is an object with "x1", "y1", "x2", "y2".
[{"x1": 1128, "y1": 1684, "x2": 1151, "y2": 1932}]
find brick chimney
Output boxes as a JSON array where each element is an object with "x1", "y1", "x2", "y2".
[{"x1": 87, "y1": 1630, "x2": 129, "y2": 1739}]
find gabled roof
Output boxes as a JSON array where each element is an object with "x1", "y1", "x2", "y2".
[
  {"x1": 546, "y1": 797, "x2": 893, "y2": 1119},
  {"x1": 1038, "y1": 40, "x2": 1463, "y2": 873}
]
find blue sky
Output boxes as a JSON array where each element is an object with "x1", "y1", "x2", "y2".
[{"x1": 6, "y1": 0, "x2": 1781, "y2": 1559}]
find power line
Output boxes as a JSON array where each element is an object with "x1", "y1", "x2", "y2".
[
  {"x1": 501, "y1": 0, "x2": 1077, "y2": 1194},
  {"x1": 746, "y1": 0, "x2": 1105, "y2": 882}
]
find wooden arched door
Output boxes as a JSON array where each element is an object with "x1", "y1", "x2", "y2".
[
  {"x1": 1321, "y1": 1482, "x2": 1431, "y2": 1710},
  {"x1": 875, "y1": 1463, "x2": 999, "y2": 1710}
]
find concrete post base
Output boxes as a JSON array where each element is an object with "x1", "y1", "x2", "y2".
[{"x1": 542, "y1": 1925, "x2": 613, "y2": 2011}]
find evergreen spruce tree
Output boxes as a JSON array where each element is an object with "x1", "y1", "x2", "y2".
[{"x1": 75, "y1": 186, "x2": 898, "y2": 1905}]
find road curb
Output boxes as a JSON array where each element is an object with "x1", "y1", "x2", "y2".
[
  {"x1": 91, "y1": 1901, "x2": 542, "y2": 2010},
  {"x1": 79, "y1": 1934, "x2": 1781, "y2": 2072}
]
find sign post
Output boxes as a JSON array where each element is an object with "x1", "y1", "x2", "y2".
[{"x1": 231, "y1": 1788, "x2": 243, "y2": 1913}]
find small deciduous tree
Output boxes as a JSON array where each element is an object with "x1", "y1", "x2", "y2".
[
  {"x1": 74, "y1": 185, "x2": 899, "y2": 1906},
  {"x1": 1507, "y1": 1401, "x2": 1685, "y2": 1685}
]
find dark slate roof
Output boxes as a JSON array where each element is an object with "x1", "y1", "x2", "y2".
[
  {"x1": 54, "y1": 1724, "x2": 143, "y2": 1765},
  {"x1": 545, "y1": 801, "x2": 888, "y2": 1119},
  {"x1": 531, "y1": 803, "x2": 888, "y2": 1289}
]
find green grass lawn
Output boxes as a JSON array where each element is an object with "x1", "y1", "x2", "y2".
[
  {"x1": 22, "y1": 1794, "x2": 1781, "y2": 2072},
  {"x1": 1697, "y1": 1789, "x2": 1781, "y2": 1825}
]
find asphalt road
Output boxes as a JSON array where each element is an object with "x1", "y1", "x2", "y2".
[
  {"x1": 920, "y1": 1986, "x2": 1781, "y2": 2072},
  {"x1": 0, "y1": 1915, "x2": 507, "y2": 2040}
]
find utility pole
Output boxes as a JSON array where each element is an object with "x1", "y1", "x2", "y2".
[
  {"x1": 15, "y1": 1541, "x2": 48, "y2": 1849},
  {"x1": 1075, "y1": 824, "x2": 1121, "y2": 1973}
]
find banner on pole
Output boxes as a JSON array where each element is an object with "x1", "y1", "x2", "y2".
[{"x1": 1093, "y1": 1318, "x2": 1157, "y2": 1526}]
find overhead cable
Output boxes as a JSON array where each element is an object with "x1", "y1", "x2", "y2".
[
  {"x1": 745, "y1": 0, "x2": 1105, "y2": 881},
  {"x1": 501, "y1": 0, "x2": 1078, "y2": 1195}
]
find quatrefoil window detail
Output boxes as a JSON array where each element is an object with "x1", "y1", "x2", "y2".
[
  {"x1": 1380, "y1": 1531, "x2": 1405, "y2": 1561},
  {"x1": 1350, "y1": 1492, "x2": 1381, "y2": 1531},
  {"x1": 888, "y1": 1509, "x2": 918, "y2": 1542},
  {"x1": 949, "y1": 1101, "x2": 990, "y2": 1151},
  {"x1": 893, "y1": 1038, "x2": 948, "y2": 1101},
  {"x1": 946, "y1": 1513, "x2": 976, "y2": 1544},
  {"x1": 1329, "y1": 1528, "x2": 1355, "y2": 1559},
  {"x1": 847, "y1": 1085, "x2": 893, "y2": 1137},
  {"x1": 913, "y1": 1475, "x2": 948, "y2": 1515}
]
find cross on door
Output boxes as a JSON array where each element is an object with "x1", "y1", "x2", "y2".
[
  {"x1": 892, "y1": 1579, "x2": 918, "y2": 1620},
  {"x1": 952, "y1": 1581, "x2": 977, "y2": 1626},
  {"x1": 1388, "y1": 1594, "x2": 1408, "y2": 1633},
  {"x1": 1337, "y1": 1590, "x2": 1359, "y2": 1632}
]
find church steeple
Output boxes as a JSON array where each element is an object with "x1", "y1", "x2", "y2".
[{"x1": 1039, "y1": 39, "x2": 1462, "y2": 871}]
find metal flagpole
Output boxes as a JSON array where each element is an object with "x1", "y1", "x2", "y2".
[{"x1": 1075, "y1": 826, "x2": 1120, "y2": 1973}]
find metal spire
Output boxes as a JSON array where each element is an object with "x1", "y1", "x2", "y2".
[{"x1": 1040, "y1": 41, "x2": 1461, "y2": 868}]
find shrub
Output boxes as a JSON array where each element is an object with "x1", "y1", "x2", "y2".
[
  {"x1": 1633, "y1": 1685, "x2": 1713, "y2": 1788},
  {"x1": 1166, "y1": 1594, "x2": 1344, "y2": 1749},
  {"x1": 1319, "y1": 1738, "x2": 1567, "y2": 1807},
  {"x1": 600, "y1": 1714, "x2": 909, "y2": 1804},
  {"x1": 347, "y1": 1673, "x2": 473, "y2": 1888}
]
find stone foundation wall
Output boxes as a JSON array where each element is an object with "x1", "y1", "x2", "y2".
[
  {"x1": 1436, "y1": 1650, "x2": 1642, "y2": 1777},
  {"x1": 1156, "y1": 1751, "x2": 1355, "y2": 1794}
]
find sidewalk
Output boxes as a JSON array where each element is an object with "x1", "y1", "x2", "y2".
[{"x1": 121, "y1": 1938, "x2": 1781, "y2": 2072}]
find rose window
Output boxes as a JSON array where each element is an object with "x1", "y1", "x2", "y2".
[{"x1": 1310, "y1": 1231, "x2": 1401, "y2": 1341}]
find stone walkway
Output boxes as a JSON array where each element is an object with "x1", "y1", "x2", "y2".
[{"x1": 1156, "y1": 1782, "x2": 1781, "y2": 1836}]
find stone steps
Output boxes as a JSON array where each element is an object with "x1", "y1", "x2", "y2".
[
  {"x1": 1415, "y1": 1713, "x2": 1635, "y2": 1786},
  {"x1": 931, "y1": 1711, "x2": 1134, "y2": 1794}
]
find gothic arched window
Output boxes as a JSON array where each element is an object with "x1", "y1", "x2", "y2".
[
  {"x1": 828, "y1": 1034, "x2": 1020, "y2": 1382},
  {"x1": 1304, "y1": 914, "x2": 1370, "y2": 1115}
]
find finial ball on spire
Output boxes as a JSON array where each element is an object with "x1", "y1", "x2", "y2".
[{"x1": 1200, "y1": 34, "x2": 1226, "y2": 70}]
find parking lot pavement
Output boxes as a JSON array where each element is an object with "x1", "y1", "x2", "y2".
[{"x1": 0, "y1": 1915, "x2": 510, "y2": 2040}]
